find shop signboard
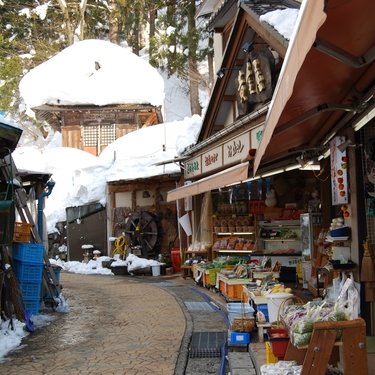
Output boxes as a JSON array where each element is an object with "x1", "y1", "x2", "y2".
[
  {"x1": 202, "y1": 146, "x2": 222, "y2": 174},
  {"x1": 330, "y1": 136, "x2": 349, "y2": 205},
  {"x1": 224, "y1": 133, "x2": 250, "y2": 165},
  {"x1": 251, "y1": 124, "x2": 265, "y2": 149},
  {"x1": 185, "y1": 156, "x2": 201, "y2": 179}
]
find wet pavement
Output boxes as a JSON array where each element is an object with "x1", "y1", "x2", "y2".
[
  {"x1": 3, "y1": 272, "x2": 372, "y2": 374},
  {"x1": 0, "y1": 272, "x2": 231, "y2": 375}
]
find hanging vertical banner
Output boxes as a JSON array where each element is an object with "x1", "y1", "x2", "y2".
[{"x1": 330, "y1": 136, "x2": 349, "y2": 205}]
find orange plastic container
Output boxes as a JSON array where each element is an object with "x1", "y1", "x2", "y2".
[
  {"x1": 13, "y1": 222, "x2": 32, "y2": 243},
  {"x1": 225, "y1": 284, "x2": 245, "y2": 299}
]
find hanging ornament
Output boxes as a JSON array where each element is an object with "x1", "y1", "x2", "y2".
[
  {"x1": 258, "y1": 179, "x2": 263, "y2": 200},
  {"x1": 246, "y1": 181, "x2": 253, "y2": 200},
  {"x1": 265, "y1": 189, "x2": 277, "y2": 207},
  {"x1": 228, "y1": 188, "x2": 233, "y2": 204},
  {"x1": 235, "y1": 184, "x2": 241, "y2": 200}
]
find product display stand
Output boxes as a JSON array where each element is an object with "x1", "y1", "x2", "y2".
[
  {"x1": 284, "y1": 318, "x2": 368, "y2": 375},
  {"x1": 181, "y1": 250, "x2": 207, "y2": 279}
]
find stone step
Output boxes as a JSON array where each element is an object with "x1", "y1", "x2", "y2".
[{"x1": 228, "y1": 351, "x2": 257, "y2": 375}]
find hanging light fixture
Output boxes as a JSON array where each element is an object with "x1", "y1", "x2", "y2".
[
  {"x1": 142, "y1": 190, "x2": 150, "y2": 198},
  {"x1": 216, "y1": 66, "x2": 242, "y2": 79},
  {"x1": 296, "y1": 155, "x2": 308, "y2": 168},
  {"x1": 155, "y1": 193, "x2": 164, "y2": 202}
]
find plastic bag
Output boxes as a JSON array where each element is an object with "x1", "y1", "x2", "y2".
[
  {"x1": 293, "y1": 318, "x2": 314, "y2": 334},
  {"x1": 293, "y1": 332, "x2": 312, "y2": 346}
]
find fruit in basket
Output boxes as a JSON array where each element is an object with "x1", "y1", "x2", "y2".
[
  {"x1": 285, "y1": 288, "x2": 292, "y2": 294},
  {"x1": 271, "y1": 332, "x2": 288, "y2": 338}
]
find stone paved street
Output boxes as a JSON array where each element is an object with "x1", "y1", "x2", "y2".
[{"x1": 1, "y1": 273, "x2": 186, "y2": 375}]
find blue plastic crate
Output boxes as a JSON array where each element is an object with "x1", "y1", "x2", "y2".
[
  {"x1": 12, "y1": 242, "x2": 44, "y2": 264},
  {"x1": 230, "y1": 332, "x2": 251, "y2": 344},
  {"x1": 13, "y1": 260, "x2": 43, "y2": 282},
  {"x1": 23, "y1": 299, "x2": 39, "y2": 316},
  {"x1": 258, "y1": 304, "x2": 269, "y2": 322},
  {"x1": 19, "y1": 281, "x2": 41, "y2": 300},
  {"x1": 227, "y1": 303, "x2": 255, "y2": 324}
]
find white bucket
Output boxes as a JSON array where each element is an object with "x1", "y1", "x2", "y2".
[
  {"x1": 151, "y1": 265, "x2": 161, "y2": 277},
  {"x1": 266, "y1": 293, "x2": 293, "y2": 322}
]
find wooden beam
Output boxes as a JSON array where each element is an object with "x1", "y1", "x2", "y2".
[{"x1": 131, "y1": 190, "x2": 136, "y2": 211}]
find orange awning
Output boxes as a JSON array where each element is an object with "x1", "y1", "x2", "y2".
[
  {"x1": 252, "y1": 0, "x2": 327, "y2": 175},
  {"x1": 166, "y1": 163, "x2": 249, "y2": 202}
]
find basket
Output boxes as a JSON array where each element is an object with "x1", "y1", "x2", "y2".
[
  {"x1": 270, "y1": 295, "x2": 304, "y2": 329},
  {"x1": 231, "y1": 316, "x2": 255, "y2": 332},
  {"x1": 230, "y1": 292, "x2": 256, "y2": 333}
]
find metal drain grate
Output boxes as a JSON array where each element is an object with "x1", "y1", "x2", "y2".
[
  {"x1": 184, "y1": 302, "x2": 213, "y2": 311},
  {"x1": 189, "y1": 332, "x2": 227, "y2": 358}
]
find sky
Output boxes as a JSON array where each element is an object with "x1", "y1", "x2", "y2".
[{"x1": 0, "y1": 7, "x2": 298, "y2": 363}]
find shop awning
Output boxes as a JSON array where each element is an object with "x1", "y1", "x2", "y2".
[
  {"x1": 252, "y1": 0, "x2": 327, "y2": 175},
  {"x1": 166, "y1": 163, "x2": 249, "y2": 202}
]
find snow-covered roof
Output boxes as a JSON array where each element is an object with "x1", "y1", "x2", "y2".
[{"x1": 19, "y1": 39, "x2": 165, "y2": 117}]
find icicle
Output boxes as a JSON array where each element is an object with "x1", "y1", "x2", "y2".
[
  {"x1": 228, "y1": 188, "x2": 233, "y2": 204},
  {"x1": 258, "y1": 179, "x2": 263, "y2": 200},
  {"x1": 246, "y1": 181, "x2": 253, "y2": 200}
]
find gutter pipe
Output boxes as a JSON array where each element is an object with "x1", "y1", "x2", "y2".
[{"x1": 38, "y1": 180, "x2": 55, "y2": 241}]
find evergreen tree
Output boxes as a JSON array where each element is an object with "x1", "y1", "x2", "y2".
[
  {"x1": 149, "y1": 0, "x2": 211, "y2": 116},
  {"x1": 0, "y1": 0, "x2": 211, "y2": 119}
]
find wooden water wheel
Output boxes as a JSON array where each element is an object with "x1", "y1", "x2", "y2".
[{"x1": 123, "y1": 211, "x2": 162, "y2": 258}]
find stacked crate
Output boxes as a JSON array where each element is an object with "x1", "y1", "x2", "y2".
[
  {"x1": 13, "y1": 222, "x2": 32, "y2": 243},
  {"x1": 12, "y1": 242, "x2": 44, "y2": 315}
]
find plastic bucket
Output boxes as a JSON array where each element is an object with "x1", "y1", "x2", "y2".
[
  {"x1": 266, "y1": 293, "x2": 293, "y2": 322},
  {"x1": 151, "y1": 265, "x2": 161, "y2": 276}
]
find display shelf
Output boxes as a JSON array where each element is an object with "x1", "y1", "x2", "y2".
[
  {"x1": 284, "y1": 318, "x2": 368, "y2": 375},
  {"x1": 262, "y1": 239, "x2": 300, "y2": 242},
  {"x1": 257, "y1": 220, "x2": 302, "y2": 267},
  {"x1": 213, "y1": 249, "x2": 253, "y2": 253},
  {"x1": 215, "y1": 231, "x2": 255, "y2": 235},
  {"x1": 251, "y1": 252, "x2": 301, "y2": 256},
  {"x1": 181, "y1": 250, "x2": 208, "y2": 279}
]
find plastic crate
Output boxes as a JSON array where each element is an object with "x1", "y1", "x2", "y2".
[
  {"x1": 209, "y1": 268, "x2": 222, "y2": 286},
  {"x1": 23, "y1": 299, "x2": 39, "y2": 316},
  {"x1": 203, "y1": 271, "x2": 210, "y2": 286},
  {"x1": 19, "y1": 281, "x2": 41, "y2": 300},
  {"x1": 230, "y1": 331, "x2": 250, "y2": 344},
  {"x1": 258, "y1": 304, "x2": 269, "y2": 322},
  {"x1": 13, "y1": 259, "x2": 43, "y2": 282},
  {"x1": 13, "y1": 222, "x2": 32, "y2": 243},
  {"x1": 266, "y1": 341, "x2": 279, "y2": 364},
  {"x1": 227, "y1": 303, "x2": 255, "y2": 324},
  {"x1": 225, "y1": 283, "x2": 248, "y2": 300},
  {"x1": 12, "y1": 242, "x2": 44, "y2": 264}
]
